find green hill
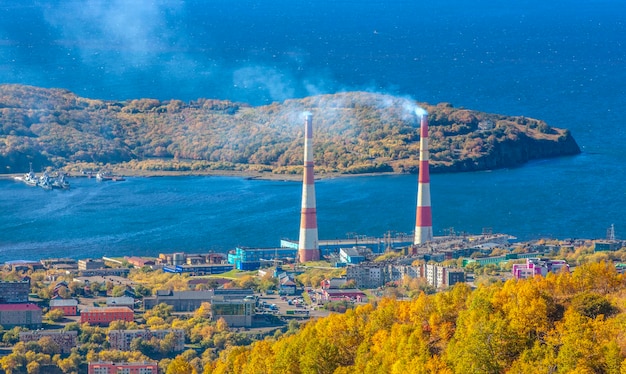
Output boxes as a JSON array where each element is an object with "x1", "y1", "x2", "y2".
[{"x1": 0, "y1": 84, "x2": 580, "y2": 175}]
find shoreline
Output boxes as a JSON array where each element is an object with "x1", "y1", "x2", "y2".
[{"x1": 0, "y1": 169, "x2": 405, "y2": 182}]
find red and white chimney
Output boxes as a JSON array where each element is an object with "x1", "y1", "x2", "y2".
[
  {"x1": 298, "y1": 113, "x2": 320, "y2": 262},
  {"x1": 414, "y1": 113, "x2": 433, "y2": 244}
]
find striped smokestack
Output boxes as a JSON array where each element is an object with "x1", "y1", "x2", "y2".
[
  {"x1": 298, "y1": 113, "x2": 320, "y2": 262},
  {"x1": 414, "y1": 113, "x2": 433, "y2": 244}
]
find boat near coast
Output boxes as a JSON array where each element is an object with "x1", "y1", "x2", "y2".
[
  {"x1": 13, "y1": 163, "x2": 38, "y2": 186},
  {"x1": 51, "y1": 173, "x2": 70, "y2": 190},
  {"x1": 13, "y1": 164, "x2": 70, "y2": 190},
  {"x1": 37, "y1": 171, "x2": 53, "y2": 190},
  {"x1": 96, "y1": 171, "x2": 125, "y2": 182}
]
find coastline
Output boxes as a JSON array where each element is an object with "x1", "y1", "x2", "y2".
[{"x1": 0, "y1": 169, "x2": 399, "y2": 182}]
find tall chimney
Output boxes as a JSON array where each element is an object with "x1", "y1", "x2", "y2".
[
  {"x1": 298, "y1": 113, "x2": 320, "y2": 262},
  {"x1": 414, "y1": 114, "x2": 433, "y2": 244}
]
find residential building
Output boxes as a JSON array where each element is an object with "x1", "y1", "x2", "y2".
[
  {"x1": 19, "y1": 330, "x2": 77, "y2": 354},
  {"x1": 49, "y1": 298, "x2": 79, "y2": 316},
  {"x1": 80, "y1": 306, "x2": 134, "y2": 326},
  {"x1": 512, "y1": 258, "x2": 570, "y2": 279},
  {"x1": 346, "y1": 263, "x2": 385, "y2": 288},
  {"x1": 278, "y1": 277, "x2": 297, "y2": 295},
  {"x1": 417, "y1": 263, "x2": 466, "y2": 289},
  {"x1": 73, "y1": 275, "x2": 134, "y2": 287},
  {"x1": 0, "y1": 279, "x2": 30, "y2": 303},
  {"x1": 0, "y1": 303, "x2": 42, "y2": 328},
  {"x1": 108, "y1": 329, "x2": 184, "y2": 352},
  {"x1": 387, "y1": 264, "x2": 420, "y2": 283},
  {"x1": 88, "y1": 361, "x2": 158, "y2": 374}
]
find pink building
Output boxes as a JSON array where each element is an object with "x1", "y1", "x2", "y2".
[
  {"x1": 321, "y1": 289, "x2": 367, "y2": 302},
  {"x1": 88, "y1": 361, "x2": 157, "y2": 374},
  {"x1": 512, "y1": 258, "x2": 570, "y2": 279}
]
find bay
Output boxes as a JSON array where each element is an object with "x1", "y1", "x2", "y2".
[
  {"x1": 0, "y1": 152, "x2": 622, "y2": 263},
  {"x1": 0, "y1": 0, "x2": 625, "y2": 262}
]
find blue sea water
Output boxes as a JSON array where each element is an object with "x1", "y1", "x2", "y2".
[{"x1": 0, "y1": 0, "x2": 625, "y2": 262}]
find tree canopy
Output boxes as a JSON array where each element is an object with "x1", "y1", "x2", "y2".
[{"x1": 0, "y1": 84, "x2": 580, "y2": 175}]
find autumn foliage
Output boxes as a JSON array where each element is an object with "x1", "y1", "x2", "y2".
[
  {"x1": 0, "y1": 84, "x2": 580, "y2": 175},
  {"x1": 206, "y1": 261, "x2": 626, "y2": 374}
]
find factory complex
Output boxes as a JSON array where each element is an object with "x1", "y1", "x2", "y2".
[{"x1": 225, "y1": 111, "x2": 518, "y2": 271}]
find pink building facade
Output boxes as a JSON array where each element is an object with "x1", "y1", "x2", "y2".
[{"x1": 512, "y1": 258, "x2": 570, "y2": 279}]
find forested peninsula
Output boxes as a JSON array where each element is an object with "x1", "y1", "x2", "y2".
[{"x1": 0, "y1": 84, "x2": 580, "y2": 176}]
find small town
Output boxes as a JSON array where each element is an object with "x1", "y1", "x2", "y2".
[{"x1": 0, "y1": 227, "x2": 624, "y2": 373}]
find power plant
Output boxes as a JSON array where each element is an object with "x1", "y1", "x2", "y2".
[
  {"x1": 227, "y1": 107, "x2": 514, "y2": 270},
  {"x1": 414, "y1": 113, "x2": 433, "y2": 244},
  {"x1": 298, "y1": 113, "x2": 320, "y2": 262}
]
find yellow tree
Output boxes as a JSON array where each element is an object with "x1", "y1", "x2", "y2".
[
  {"x1": 446, "y1": 286, "x2": 524, "y2": 373},
  {"x1": 167, "y1": 355, "x2": 196, "y2": 374},
  {"x1": 491, "y1": 278, "x2": 555, "y2": 342}
]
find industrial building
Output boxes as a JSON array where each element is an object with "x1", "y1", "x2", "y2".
[
  {"x1": 78, "y1": 258, "x2": 105, "y2": 271},
  {"x1": 228, "y1": 247, "x2": 298, "y2": 270},
  {"x1": 339, "y1": 247, "x2": 367, "y2": 264},
  {"x1": 162, "y1": 263, "x2": 233, "y2": 275},
  {"x1": 143, "y1": 289, "x2": 255, "y2": 326},
  {"x1": 228, "y1": 237, "x2": 412, "y2": 271},
  {"x1": 210, "y1": 296, "x2": 255, "y2": 327}
]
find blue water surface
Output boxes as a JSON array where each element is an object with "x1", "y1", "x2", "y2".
[{"x1": 0, "y1": 0, "x2": 624, "y2": 262}]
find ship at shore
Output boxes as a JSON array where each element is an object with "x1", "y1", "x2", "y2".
[
  {"x1": 13, "y1": 164, "x2": 70, "y2": 190},
  {"x1": 14, "y1": 163, "x2": 38, "y2": 187},
  {"x1": 96, "y1": 171, "x2": 125, "y2": 182}
]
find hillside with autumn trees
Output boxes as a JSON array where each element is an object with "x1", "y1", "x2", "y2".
[
  {"x1": 0, "y1": 84, "x2": 580, "y2": 176},
  {"x1": 206, "y1": 261, "x2": 626, "y2": 374}
]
